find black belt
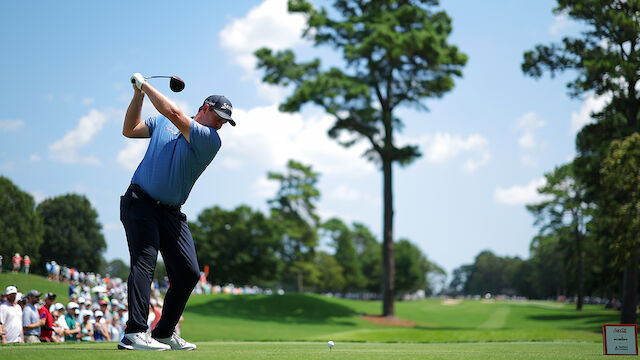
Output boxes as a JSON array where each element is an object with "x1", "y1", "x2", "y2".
[{"x1": 129, "y1": 184, "x2": 182, "y2": 211}]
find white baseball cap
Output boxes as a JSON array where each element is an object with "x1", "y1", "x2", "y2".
[
  {"x1": 67, "y1": 301, "x2": 79, "y2": 309},
  {"x1": 78, "y1": 297, "x2": 85, "y2": 304},
  {"x1": 5, "y1": 286, "x2": 17, "y2": 295},
  {"x1": 94, "y1": 310, "x2": 104, "y2": 317},
  {"x1": 55, "y1": 302, "x2": 65, "y2": 311}
]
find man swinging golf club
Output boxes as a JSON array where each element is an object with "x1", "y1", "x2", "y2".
[{"x1": 118, "y1": 72, "x2": 235, "y2": 351}]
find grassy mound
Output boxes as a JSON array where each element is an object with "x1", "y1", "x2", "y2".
[
  {"x1": 181, "y1": 293, "x2": 620, "y2": 343},
  {"x1": 0, "y1": 273, "x2": 71, "y2": 300}
]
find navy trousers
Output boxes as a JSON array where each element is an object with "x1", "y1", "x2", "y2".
[{"x1": 120, "y1": 184, "x2": 200, "y2": 338}]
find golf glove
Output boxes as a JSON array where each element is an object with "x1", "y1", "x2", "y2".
[{"x1": 130, "y1": 73, "x2": 145, "y2": 91}]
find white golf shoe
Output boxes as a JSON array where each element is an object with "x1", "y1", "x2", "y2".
[
  {"x1": 154, "y1": 332, "x2": 197, "y2": 351},
  {"x1": 118, "y1": 332, "x2": 171, "y2": 351}
]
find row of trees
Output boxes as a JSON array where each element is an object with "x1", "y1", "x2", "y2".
[
  {"x1": 0, "y1": 159, "x2": 444, "y2": 297},
  {"x1": 0, "y1": 176, "x2": 106, "y2": 274},
  {"x1": 451, "y1": 0, "x2": 640, "y2": 324},
  {"x1": 190, "y1": 160, "x2": 445, "y2": 295}
]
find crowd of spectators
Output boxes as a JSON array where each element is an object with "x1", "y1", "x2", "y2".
[{"x1": 0, "y1": 258, "x2": 170, "y2": 345}]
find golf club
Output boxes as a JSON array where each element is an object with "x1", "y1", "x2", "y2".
[{"x1": 131, "y1": 75, "x2": 185, "y2": 92}]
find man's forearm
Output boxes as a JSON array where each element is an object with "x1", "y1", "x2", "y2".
[
  {"x1": 142, "y1": 81, "x2": 191, "y2": 138},
  {"x1": 123, "y1": 91, "x2": 145, "y2": 136}
]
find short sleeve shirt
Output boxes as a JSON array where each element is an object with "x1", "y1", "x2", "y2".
[
  {"x1": 131, "y1": 116, "x2": 221, "y2": 206},
  {"x1": 22, "y1": 303, "x2": 40, "y2": 336},
  {"x1": 0, "y1": 303, "x2": 23, "y2": 343}
]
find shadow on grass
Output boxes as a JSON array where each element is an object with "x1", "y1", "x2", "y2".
[
  {"x1": 185, "y1": 294, "x2": 358, "y2": 325},
  {"x1": 527, "y1": 313, "x2": 616, "y2": 332}
]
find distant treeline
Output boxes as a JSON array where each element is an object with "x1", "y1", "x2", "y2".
[{"x1": 0, "y1": 160, "x2": 445, "y2": 296}]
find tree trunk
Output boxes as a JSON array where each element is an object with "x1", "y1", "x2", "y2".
[
  {"x1": 620, "y1": 254, "x2": 638, "y2": 324},
  {"x1": 297, "y1": 270, "x2": 303, "y2": 293},
  {"x1": 382, "y1": 158, "x2": 395, "y2": 317},
  {"x1": 576, "y1": 226, "x2": 584, "y2": 311}
]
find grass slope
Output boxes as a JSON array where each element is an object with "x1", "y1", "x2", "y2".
[
  {"x1": 0, "y1": 273, "x2": 70, "y2": 300},
  {"x1": 181, "y1": 294, "x2": 619, "y2": 343}
]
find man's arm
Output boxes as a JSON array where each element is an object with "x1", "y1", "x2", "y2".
[
  {"x1": 138, "y1": 77, "x2": 193, "y2": 142},
  {"x1": 123, "y1": 85, "x2": 149, "y2": 138}
]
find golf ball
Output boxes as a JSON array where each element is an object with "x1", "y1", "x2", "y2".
[{"x1": 328, "y1": 341, "x2": 335, "y2": 348}]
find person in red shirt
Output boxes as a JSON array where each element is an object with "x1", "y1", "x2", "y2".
[
  {"x1": 12, "y1": 253, "x2": 22, "y2": 273},
  {"x1": 23, "y1": 256, "x2": 31, "y2": 274},
  {"x1": 38, "y1": 293, "x2": 56, "y2": 342}
]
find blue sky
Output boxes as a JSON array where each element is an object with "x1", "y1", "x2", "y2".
[{"x1": 0, "y1": 1, "x2": 601, "y2": 278}]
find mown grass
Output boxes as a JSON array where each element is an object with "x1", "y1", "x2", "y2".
[
  {"x1": 0, "y1": 273, "x2": 70, "y2": 301},
  {"x1": 181, "y1": 294, "x2": 620, "y2": 343},
  {"x1": 1, "y1": 273, "x2": 633, "y2": 359},
  {"x1": 0, "y1": 341, "x2": 613, "y2": 360}
]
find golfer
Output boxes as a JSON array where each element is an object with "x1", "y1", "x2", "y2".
[{"x1": 118, "y1": 73, "x2": 235, "y2": 351}]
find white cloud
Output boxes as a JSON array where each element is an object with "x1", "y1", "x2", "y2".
[
  {"x1": 549, "y1": 11, "x2": 573, "y2": 36},
  {"x1": 222, "y1": 104, "x2": 376, "y2": 177},
  {"x1": 117, "y1": 139, "x2": 149, "y2": 171},
  {"x1": 494, "y1": 177, "x2": 552, "y2": 206},
  {"x1": 49, "y1": 109, "x2": 110, "y2": 165},
  {"x1": 328, "y1": 184, "x2": 361, "y2": 201},
  {"x1": 83, "y1": 98, "x2": 95, "y2": 105},
  {"x1": 219, "y1": 0, "x2": 307, "y2": 102},
  {"x1": 103, "y1": 223, "x2": 120, "y2": 231},
  {"x1": 517, "y1": 112, "x2": 545, "y2": 150},
  {"x1": 0, "y1": 119, "x2": 25, "y2": 132},
  {"x1": 30, "y1": 190, "x2": 46, "y2": 204},
  {"x1": 220, "y1": 157, "x2": 244, "y2": 169},
  {"x1": 251, "y1": 176, "x2": 279, "y2": 199},
  {"x1": 404, "y1": 132, "x2": 490, "y2": 173},
  {"x1": 570, "y1": 93, "x2": 610, "y2": 134},
  {"x1": 219, "y1": 0, "x2": 306, "y2": 73},
  {"x1": 29, "y1": 154, "x2": 41, "y2": 162},
  {"x1": 515, "y1": 112, "x2": 546, "y2": 167}
]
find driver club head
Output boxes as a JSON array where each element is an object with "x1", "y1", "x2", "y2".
[{"x1": 170, "y1": 76, "x2": 185, "y2": 92}]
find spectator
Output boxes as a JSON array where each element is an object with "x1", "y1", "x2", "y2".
[
  {"x1": 0, "y1": 286, "x2": 24, "y2": 343},
  {"x1": 110, "y1": 313, "x2": 122, "y2": 342},
  {"x1": 16, "y1": 293, "x2": 27, "y2": 309},
  {"x1": 148, "y1": 298, "x2": 162, "y2": 330},
  {"x1": 0, "y1": 255, "x2": 3, "y2": 273},
  {"x1": 12, "y1": 253, "x2": 22, "y2": 273},
  {"x1": 23, "y1": 256, "x2": 31, "y2": 274},
  {"x1": 93, "y1": 311, "x2": 109, "y2": 341},
  {"x1": 98, "y1": 300, "x2": 112, "y2": 323},
  {"x1": 22, "y1": 290, "x2": 44, "y2": 343},
  {"x1": 78, "y1": 310, "x2": 93, "y2": 341},
  {"x1": 63, "y1": 302, "x2": 80, "y2": 342},
  {"x1": 116, "y1": 304, "x2": 128, "y2": 337},
  {"x1": 39, "y1": 292, "x2": 56, "y2": 342},
  {"x1": 50, "y1": 310, "x2": 63, "y2": 342}
]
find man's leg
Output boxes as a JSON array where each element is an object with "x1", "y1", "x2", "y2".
[
  {"x1": 152, "y1": 210, "x2": 199, "y2": 339},
  {"x1": 121, "y1": 191, "x2": 160, "y2": 334}
]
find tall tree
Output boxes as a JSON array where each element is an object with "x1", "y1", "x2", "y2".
[
  {"x1": 322, "y1": 218, "x2": 366, "y2": 291},
  {"x1": 601, "y1": 133, "x2": 640, "y2": 324},
  {"x1": 522, "y1": 0, "x2": 640, "y2": 323},
  {"x1": 394, "y1": 239, "x2": 428, "y2": 295},
  {"x1": 256, "y1": 0, "x2": 467, "y2": 317},
  {"x1": 268, "y1": 160, "x2": 321, "y2": 292},
  {"x1": 189, "y1": 205, "x2": 282, "y2": 285},
  {"x1": 0, "y1": 176, "x2": 43, "y2": 271},
  {"x1": 526, "y1": 164, "x2": 590, "y2": 310},
  {"x1": 36, "y1": 194, "x2": 105, "y2": 272}
]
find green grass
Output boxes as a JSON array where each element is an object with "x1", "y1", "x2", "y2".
[
  {"x1": 0, "y1": 273, "x2": 70, "y2": 301},
  {"x1": 1, "y1": 273, "x2": 632, "y2": 359},
  {"x1": 0, "y1": 341, "x2": 614, "y2": 359},
  {"x1": 181, "y1": 294, "x2": 619, "y2": 343}
]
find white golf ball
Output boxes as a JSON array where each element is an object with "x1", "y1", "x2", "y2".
[{"x1": 328, "y1": 340, "x2": 335, "y2": 348}]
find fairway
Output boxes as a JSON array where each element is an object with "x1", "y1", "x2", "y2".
[{"x1": 0, "y1": 341, "x2": 612, "y2": 360}]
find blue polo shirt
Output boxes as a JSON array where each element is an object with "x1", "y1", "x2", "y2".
[{"x1": 131, "y1": 116, "x2": 221, "y2": 206}]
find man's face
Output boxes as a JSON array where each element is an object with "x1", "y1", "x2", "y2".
[
  {"x1": 6, "y1": 293, "x2": 16, "y2": 304},
  {"x1": 29, "y1": 295, "x2": 40, "y2": 305}
]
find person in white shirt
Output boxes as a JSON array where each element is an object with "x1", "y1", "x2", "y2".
[{"x1": 0, "y1": 286, "x2": 24, "y2": 344}]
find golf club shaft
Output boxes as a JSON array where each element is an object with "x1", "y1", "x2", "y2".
[{"x1": 144, "y1": 76, "x2": 173, "y2": 79}]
